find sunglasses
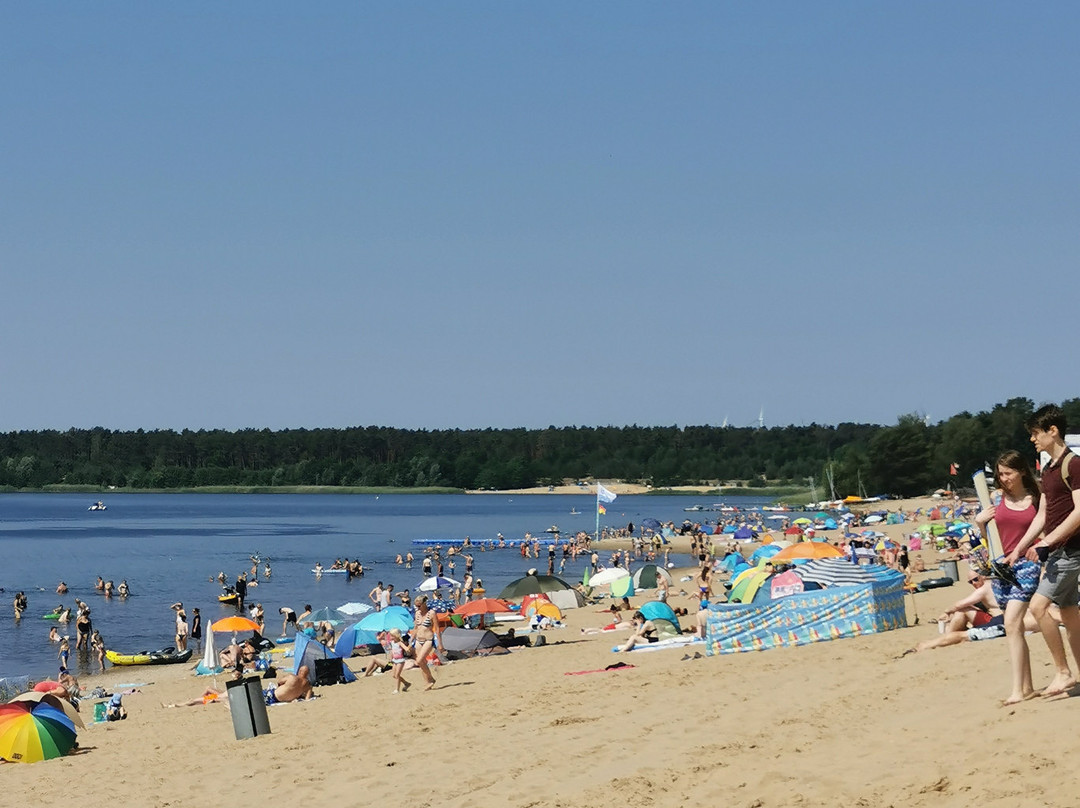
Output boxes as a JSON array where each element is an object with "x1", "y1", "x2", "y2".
[{"x1": 967, "y1": 577, "x2": 981, "y2": 585}]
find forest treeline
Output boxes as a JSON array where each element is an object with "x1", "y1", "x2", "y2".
[{"x1": 0, "y1": 398, "x2": 1076, "y2": 497}]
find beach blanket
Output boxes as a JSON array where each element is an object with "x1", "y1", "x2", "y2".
[{"x1": 611, "y1": 635, "x2": 701, "y2": 654}]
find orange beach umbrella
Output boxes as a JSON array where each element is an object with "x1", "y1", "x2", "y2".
[{"x1": 211, "y1": 616, "x2": 260, "y2": 633}]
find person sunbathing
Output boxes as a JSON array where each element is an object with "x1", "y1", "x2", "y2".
[
  {"x1": 264, "y1": 665, "x2": 315, "y2": 704},
  {"x1": 615, "y1": 612, "x2": 658, "y2": 652},
  {"x1": 900, "y1": 574, "x2": 1058, "y2": 656}
]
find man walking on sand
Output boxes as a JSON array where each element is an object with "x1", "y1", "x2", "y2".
[{"x1": 1008, "y1": 405, "x2": 1080, "y2": 697}]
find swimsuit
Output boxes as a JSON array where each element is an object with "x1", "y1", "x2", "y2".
[{"x1": 263, "y1": 686, "x2": 278, "y2": 705}]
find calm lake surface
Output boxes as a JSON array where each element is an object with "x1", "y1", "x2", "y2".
[{"x1": 0, "y1": 492, "x2": 777, "y2": 680}]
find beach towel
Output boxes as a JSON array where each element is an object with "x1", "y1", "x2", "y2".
[{"x1": 564, "y1": 663, "x2": 636, "y2": 676}]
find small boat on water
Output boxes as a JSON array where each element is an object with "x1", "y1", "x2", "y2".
[
  {"x1": 88, "y1": 501, "x2": 107, "y2": 511},
  {"x1": 218, "y1": 592, "x2": 239, "y2": 605},
  {"x1": 105, "y1": 647, "x2": 193, "y2": 667},
  {"x1": 544, "y1": 525, "x2": 561, "y2": 534},
  {"x1": 570, "y1": 508, "x2": 580, "y2": 515}
]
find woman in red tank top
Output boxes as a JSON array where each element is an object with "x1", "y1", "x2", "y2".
[{"x1": 975, "y1": 450, "x2": 1041, "y2": 705}]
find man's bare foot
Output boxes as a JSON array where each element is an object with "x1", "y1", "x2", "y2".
[
  {"x1": 1041, "y1": 674, "x2": 1076, "y2": 698},
  {"x1": 425, "y1": 682, "x2": 436, "y2": 691},
  {"x1": 401, "y1": 681, "x2": 411, "y2": 692}
]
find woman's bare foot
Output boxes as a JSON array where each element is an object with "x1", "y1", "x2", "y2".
[
  {"x1": 1041, "y1": 674, "x2": 1076, "y2": 698},
  {"x1": 1000, "y1": 690, "x2": 1038, "y2": 706},
  {"x1": 425, "y1": 682, "x2": 436, "y2": 691},
  {"x1": 401, "y1": 681, "x2": 411, "y2": 692}
]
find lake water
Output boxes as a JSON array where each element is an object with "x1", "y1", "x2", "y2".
[{"x1": 0, "y1": 492, "x2": 777, "y2": 680}]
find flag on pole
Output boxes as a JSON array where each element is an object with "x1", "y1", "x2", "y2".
[
  {"x1": 598, "y1": 503, "x2": 606, "y2": 515},
  {"x1": 597, "y1": 483, "x2": 617, "y2": 504}
]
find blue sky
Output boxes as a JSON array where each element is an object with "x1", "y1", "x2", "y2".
[{"x1": 2, "y1": 4, "x2": 1077, "y2": 432}]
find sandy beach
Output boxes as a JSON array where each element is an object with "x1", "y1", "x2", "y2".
[{"x1": 6, "y1": 496, "x2": 1079, "y2": 807}]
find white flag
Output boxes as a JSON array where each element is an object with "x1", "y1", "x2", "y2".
[{"x1": 597, "y1": 483, "x2": 617, "y2": 504}]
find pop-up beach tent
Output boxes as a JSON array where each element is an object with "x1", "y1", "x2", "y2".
[
  {"x1": 293, "y1": 633, "x2": 357, "y2": 683},
  {"x1": 705, "y1": 566, "x2": 906, "y2": 656},
  {"x1": 631, "y1": 564, "x2": 673, "y2": 590},
  {"x1": 439, "y1": 627, "x2": 505, "y2": 659},
  {"x1": 638, "y1": 601, "x2": 681, "y2": 638}
]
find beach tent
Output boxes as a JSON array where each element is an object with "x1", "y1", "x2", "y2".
[
  {"x1": 733, "y1": 526, "x2": 756, "y2": 540},
  {"x1": 293, "y1": 633, "x2": 357, "y2": 684},
  {"x1": 631, "y1": 564, "x2": 672, "y2": 590},
  {"x1": 728, "y1": 568, "x2": 773, "y2": 604},
  {"x1": 439, "y1": 627, "x2": 504, "y2": 659},
  {"x1": 705, "y1": 567, "x2": 906, "y2": 656},
  {"x1": 589, "y1": 568, "x2": 630, "y2": 587},
  {"x1": 750, "y1": 544, "x2": 782, "y2": 564},
  {"x1": 822, "y1": 518, "x2": 839, "y2": 530},
  {"x1": 769, "y1": 570, "x2": 805, "y2": 598},
  {"x1": 722, "y1": 525, "x2": 738, "y2": 534},
  {"x1": 333, "y1": 623, "x2": 382, "y2": 659},
  {"x1": 610, "y1": 576, "x2": 635, "y2": 599},
  {"x1": 547, "y1": 588, "x2": 587, "y2": 612},
  {"x1": 719, "y1": 552, "x2": 747, "y2": 573},
  {"x1": 638, "y1": 601, "x2": 681, "y2": 637}
]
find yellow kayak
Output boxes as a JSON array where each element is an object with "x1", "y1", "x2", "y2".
[{"x1": 105, "y1": 648, "x2": 193, "y2": 666}]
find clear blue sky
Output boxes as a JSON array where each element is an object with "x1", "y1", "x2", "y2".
[{"x1": 3, "y1": 4, "x2": 1077, "y2": 432}]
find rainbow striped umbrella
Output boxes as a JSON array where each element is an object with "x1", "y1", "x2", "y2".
[{"x1": 0, "y1": 697, "x2": 78, "y2": 763}]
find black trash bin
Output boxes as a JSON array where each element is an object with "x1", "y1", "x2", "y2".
[{"x1": 226, "y1": 676, "x2": 271, "y2": 740}]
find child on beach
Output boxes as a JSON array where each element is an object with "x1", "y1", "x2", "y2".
[
  {"x1": 1007, "y1": 405, "x2": 1080, "y2": 697},
  {"x1": 58, "y1": 637, "x2": 70, "y2": 670},
  {"x1": 388, "y1": 628, "x2": 411, "y2": 694}
]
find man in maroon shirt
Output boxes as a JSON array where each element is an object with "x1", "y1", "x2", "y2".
[{"x1": 1009, "y1": 405, "x2": 1080, "y2": 696}]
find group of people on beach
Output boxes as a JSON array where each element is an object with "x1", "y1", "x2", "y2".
[{"x1": 901, "y1": 405, "x2": 1080, "y2": 704}]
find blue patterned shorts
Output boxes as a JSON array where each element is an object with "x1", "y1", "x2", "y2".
[{"x1": 991, "y1": 559, "x2": 1041, "y2": 604}]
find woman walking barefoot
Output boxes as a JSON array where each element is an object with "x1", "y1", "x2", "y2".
[
  {"x1": 412, "y1": 595, "x2": 441, "y2": 691},
  {"x1": 976, "y1": 450, "x2": 1041, "y2": 705}
]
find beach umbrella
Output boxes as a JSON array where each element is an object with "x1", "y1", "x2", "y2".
[
  {"x1": 792, "y1": 517, "x2": 812, "y2": 525},
  {"x1": 768, "y1": 542, "x2": 844, "y2": 563},
  {"x1": 815, "y1": 512, "x2": 829, "y2": 520},
  {"x1": 874, "y1": 539, "x2": 898, "y2": 552},
  {"x1": 357, "y1": 606, "x2": 413, "y2": 633},
  {"x1": 588, "y1": 567, "x2": 630, "y2": 587},
  {"x1": 429, "y1": 597, "x2": 457, "y2": 614},
  {"x1": 864, "y1": 515, "x2": 884, "y2": 524},
  {"x1": 304, "y1": 606, "x2": 346, "y2": 626},
  {"x1": 793, "y1": 558, "x2": 876, "y2": 588},
  {"x1": 0, "y1": 698, "x2": 77, "y2": 763},
  {"x1": 641, "y1": 518, "x2": 662, "y2": 531},
  {"x1": 498, "y1": 575, "x2": 574, "y2": 600},
  {"x1": 337, "y1": 602, "x2": 373, "y2": 616},
  {"x1": 454, "y1": 598, "x2": 512, "y2": 617},
  {"x1": 7, "y1": 692, "x2": 84, "y2": 730},
  {"x1": 418, "y1": 576, "x2": 460, "y2": 592},
  {"x1": 211, "y1": 616, "x2": 260, "y2": 633}
]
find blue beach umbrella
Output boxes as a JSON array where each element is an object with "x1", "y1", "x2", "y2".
[{"x1": 357, "y1": 606, "x2": 413, "y2": 633}]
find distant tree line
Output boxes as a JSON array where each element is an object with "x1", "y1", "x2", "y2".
[{"x1": 0, "y1": 397, "x2": 1075, "y2": 497}]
